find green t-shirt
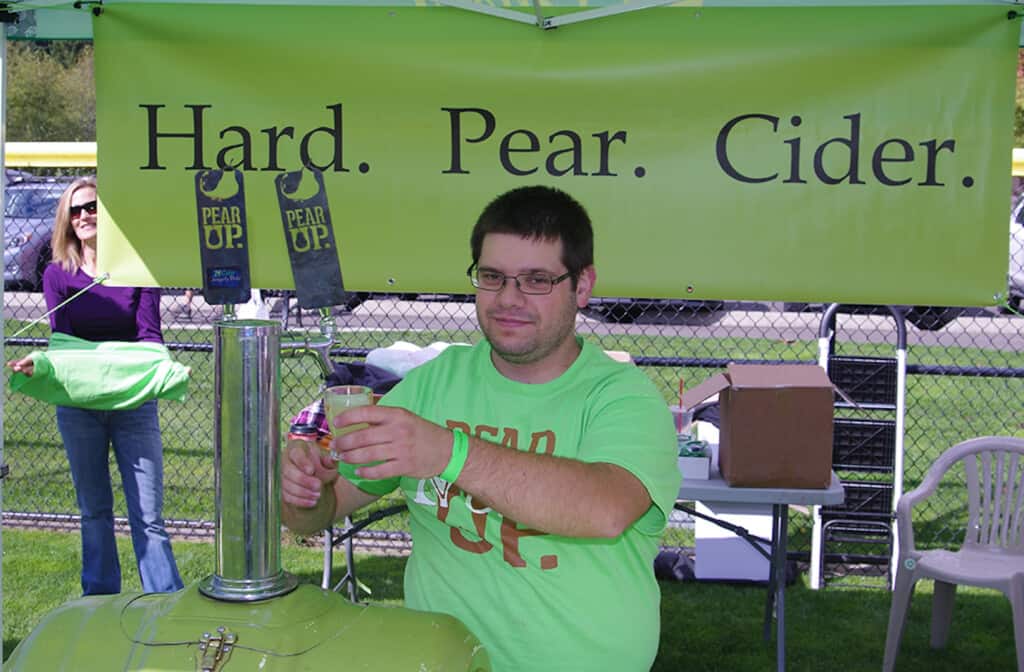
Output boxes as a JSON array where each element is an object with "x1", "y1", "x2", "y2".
[
  {"x1": 8, "y1": 332, "x2": 189, "y2": 410},
  {"x1": 340, "y1": 338, "x2": 680, "y2": 672}
]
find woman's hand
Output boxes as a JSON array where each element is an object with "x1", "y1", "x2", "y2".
[{"x1": 6, "y1": 356, "x2": 34, "y2": 377}]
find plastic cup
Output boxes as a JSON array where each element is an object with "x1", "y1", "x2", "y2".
[
  {"x1": 324, "y1": 385, "x2": 372, "y2": 459},
  {"x1": 669, "y1": 404, "x2": 694, "y2": 436}
]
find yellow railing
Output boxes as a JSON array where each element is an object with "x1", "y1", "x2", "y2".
[
  {"x1": 5, "y1": 142, "x2": 97, "y2": 168},
  {"x1": 4, "y1": 141, "x2": 1024, "y2": 175}
]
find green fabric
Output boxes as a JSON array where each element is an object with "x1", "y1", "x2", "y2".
[
  {"x1": 339, "y1": 338, "x2": 679, "y2": 672},
  {"x1": 9, "y1": 332, "x2": 190, "y2": 410},
  {"x1": 96, "y1": 4, "x2": 1017, "y2": 307}
]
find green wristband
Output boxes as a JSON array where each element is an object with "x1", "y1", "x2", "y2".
[{"x1": 439, "y1": 428, "x2": 469, "y2": 482}]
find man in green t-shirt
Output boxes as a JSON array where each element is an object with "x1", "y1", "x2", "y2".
[{"x1": 282, "y1": 185, "x2": 680, "y2": 672}]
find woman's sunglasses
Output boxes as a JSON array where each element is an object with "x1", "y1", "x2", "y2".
[{"x1": 70, "y1": 200, "x2": 98, "y2": 218}]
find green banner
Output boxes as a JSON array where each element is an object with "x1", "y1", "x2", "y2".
[{"x1": 94, "y1": 3, "x2": 1018, "y2": 305}]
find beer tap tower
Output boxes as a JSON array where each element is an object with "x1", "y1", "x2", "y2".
[{"x1": 4, "y1": 315, "x2": 489, "y2": 671}]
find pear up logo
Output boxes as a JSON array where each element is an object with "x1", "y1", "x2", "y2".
[
  {"x1": 275, "y1": 167, "x2": 347, "y2": 309},
  {"x1": 194, "y1": 169, "x2": 251, "y2": 304}
]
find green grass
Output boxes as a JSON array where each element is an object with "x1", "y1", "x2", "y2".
[
  {"x1": 1, "y1": 528, "x2": 1017, "y2": 671},
  {"x1": 658, "y1": 577, "x2": 1017, "y2": 672},
  {"x1": 2, "y1": 321, "x2": 1021, "y2": 666}
]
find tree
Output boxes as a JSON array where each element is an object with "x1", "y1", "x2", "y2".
[
  {"x1": 6, "y1": 41, "x2": 95, "y2": 142},
  {"x1": 1017, "y1": 49, "x2": 1024, "y2": 147}
]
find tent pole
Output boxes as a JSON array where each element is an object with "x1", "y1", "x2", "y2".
[
  {"x1": 530, "y1": 0, "x2": 544, "y2": 27},
  {"x1": 1, "y1": 16, "x2": 8, "y2": 672}
]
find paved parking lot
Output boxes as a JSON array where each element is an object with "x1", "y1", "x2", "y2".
[{"x1": 5, "y1": 291, "x2": 1021, "y2": 352}]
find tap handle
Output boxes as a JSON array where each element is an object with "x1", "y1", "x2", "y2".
[
  {"x1": 317, "y1": 307, "x2": 336, "y2": 340},
  {"x1": 279, "y1": 330, "x2": 335, "y2": 382}
]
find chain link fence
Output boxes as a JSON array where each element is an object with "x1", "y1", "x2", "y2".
[{"x1": 3, "y1": 176, "x2": 1023, "y2": 579}]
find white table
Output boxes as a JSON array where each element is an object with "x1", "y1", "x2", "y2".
[{"x1": 677, "y1": 471, "x2": 845, "y2": 672}]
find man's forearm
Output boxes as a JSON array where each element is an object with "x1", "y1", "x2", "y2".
[{"x1": 455, "y1": 435, "x2": 650, "y2": 539}]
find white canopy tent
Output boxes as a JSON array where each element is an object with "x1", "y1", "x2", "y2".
[{"x1": 0, "y1": 2, "x2": 1020, "y2": 667}]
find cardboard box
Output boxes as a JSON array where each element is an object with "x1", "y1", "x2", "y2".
[{"x1": 682, "y1": 364, "x2": 834, "y2": 489}]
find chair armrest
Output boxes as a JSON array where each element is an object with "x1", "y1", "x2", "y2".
[{"x1": 895, "y1": 470, "x2": 946, "y2": 556}]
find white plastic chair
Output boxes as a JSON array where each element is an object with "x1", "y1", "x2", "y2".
[{"x1": 883, "y1": 436, "x2": 1024, "y2": 672}]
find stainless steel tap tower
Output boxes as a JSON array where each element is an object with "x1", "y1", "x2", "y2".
[
  {"x1": 4, "y1": 317, "x2": 491, "y2": 672},
  {"x1": 198, "y1": 319, "x2": 298, "y2": 601}
]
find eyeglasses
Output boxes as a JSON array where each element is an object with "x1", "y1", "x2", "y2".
[
  {"x1": 69, "y1": 200, "x2": 97, "y2": 218},
  {"x1": 467, "y1": 264, "x2": 573, "y2": 295}
]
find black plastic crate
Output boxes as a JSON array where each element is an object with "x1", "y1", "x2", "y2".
[
  {"x1": 821, "y1": 550, "x2": 890, "y2": 566},
  {"x1": 828, "y1": 355, "x2": 898, "y2": 406},
  {"x1": 832, "y1": 418, "x2": 897, "y2": 472},
  {"x1": 822, "y1": 520, "x2": 892, "y2": 541},
  {"x1": 821, "y1": 480, "x2": 893, "y2": 520}
]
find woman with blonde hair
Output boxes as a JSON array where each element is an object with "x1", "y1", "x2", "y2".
[{"x1": 7, "y1": 177, "x2": 183, "y2": 595}]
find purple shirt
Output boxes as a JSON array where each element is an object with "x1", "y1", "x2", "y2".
[{"x1": 42, "y1": 263, "x2": 163, "y2": 344}]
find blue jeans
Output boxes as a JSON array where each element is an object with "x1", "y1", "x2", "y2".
[{"x1": 56, "y1": 401, "x2": 183, "y2": 595}]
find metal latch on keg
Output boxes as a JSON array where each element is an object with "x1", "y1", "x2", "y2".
[{"x1": 196, "y1": 627, "x2": 236, "y2": 671}]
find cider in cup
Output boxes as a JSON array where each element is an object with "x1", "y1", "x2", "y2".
[{"x1": 324, "y1": 385, "x2": 372, "y2": 459}]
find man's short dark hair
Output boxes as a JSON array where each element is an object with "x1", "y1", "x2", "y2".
[{"x1": 470, "y1": 186, "x2": 594, "y2": 286}]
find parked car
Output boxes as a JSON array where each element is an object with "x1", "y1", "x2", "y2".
[
  {"x1": 783, "y1": 201, "x2": 1024, "y2": 329},
  {"x1": 783, "y1": 302, "x2": 967, "y2": 331},
  {"x1": 907, "y1": 197, "x2": 1024, "y2": 321},
  {"x1": 4, "y1": 176, "x2": 75, "y2": 291},
  {"x1": 1008, "y1": 196, "x2": 1024, "y2": 312},
  {"x1": 582, "y1": 297, "x2": 726, "y2": 324}
]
